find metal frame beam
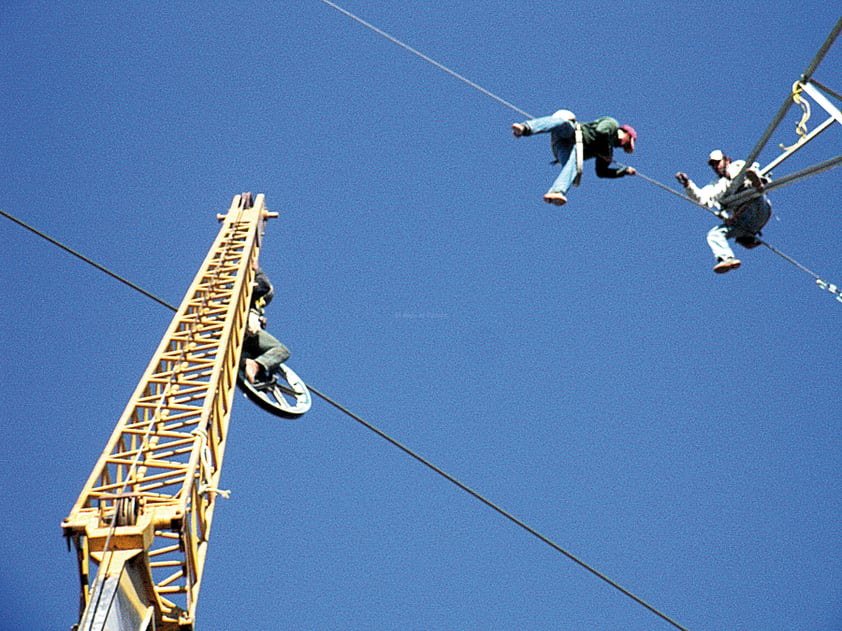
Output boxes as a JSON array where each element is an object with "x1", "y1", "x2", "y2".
[
  {"x1": 722, "y1": 154, "x2": 842, "y2": 206},
  {"x1": 725, "y1": 17, "x2": 842, "y2": 197}
]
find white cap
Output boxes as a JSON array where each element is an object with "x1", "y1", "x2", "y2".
[
  {"x1": 551, "y1": 109, "x2": 576, "y2": 121},
  {"x1": 708, "y1": 149, "x2": 725, "y2": 163}
]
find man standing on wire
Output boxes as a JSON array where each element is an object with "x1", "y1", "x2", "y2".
[
  {"x1": 512, "y1": 109, "x2": 637, "y2": 206},
  {"x1": 676, "y1": 150, "x2": 771, "y2": 274}
]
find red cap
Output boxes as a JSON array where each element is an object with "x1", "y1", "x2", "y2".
[{"x1": 620, "y1": 124, "x2": 637, "y2": 140}]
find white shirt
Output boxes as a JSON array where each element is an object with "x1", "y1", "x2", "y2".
[{"x1": 685, "y1": 160, "x2": 751, "y2": 209}]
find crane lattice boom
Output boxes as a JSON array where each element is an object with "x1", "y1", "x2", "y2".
[{"x1": 63, "y1": 193, "x2": 275, "y2": 631}]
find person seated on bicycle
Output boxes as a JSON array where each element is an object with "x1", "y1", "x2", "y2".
[{"x1": 241, "y1": 265, "x2": 290, "y2": 384}]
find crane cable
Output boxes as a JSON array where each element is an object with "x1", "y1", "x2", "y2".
[{"x1": 1, "y1": 206, "x2": 689, "y2": 631}]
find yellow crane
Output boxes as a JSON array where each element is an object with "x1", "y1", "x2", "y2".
[{"x1": 62, "y1": 193, "x2": 299, "y2": 631}]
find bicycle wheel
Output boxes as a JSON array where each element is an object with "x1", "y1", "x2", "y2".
[{"x1": 238, "y1": 363, "x2": 311, "y2": 419}]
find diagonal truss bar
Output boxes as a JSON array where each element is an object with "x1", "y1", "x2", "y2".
[
  {"x1": 801, "y1": 17, "x2": 842, "y2": 83},
  {"x1": 720, "y1": 154, "x2": 842, "y2": 206},
  {"x1": 759, "y1": 116, "x2": 837, "y2": 176},
  {"x1": 725, "y1": 17, "x2": 842, "y2": 197},
  {"x1": 801, "y1": 80, "x2": 842, "y2": 126},
  {"x1": 63, "y1": 193, "x2": 274, "y2": 631}
]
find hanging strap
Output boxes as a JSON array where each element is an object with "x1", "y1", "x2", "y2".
[{"x1": 573, "y1": 123, "x2": 584, "y2": 187}]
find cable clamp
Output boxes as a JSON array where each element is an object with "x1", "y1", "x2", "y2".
[{"x1": 815, "y1": 279, "x2": 842, "y2": 302}]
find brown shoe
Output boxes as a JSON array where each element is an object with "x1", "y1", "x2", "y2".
[
  {"x1": 512, "y1": 123, "x2": 526, "y2": 138},
  {"x1": 713, "y1": 257, "x2": 741, "y2": 274},
  {"x1": 543, "y1": 192, "x2": 567, "y2": 206}
]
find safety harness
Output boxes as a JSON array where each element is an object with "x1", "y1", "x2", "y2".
[{"x1": 573, "y1": 123, "x2": 584, "y2": 187}]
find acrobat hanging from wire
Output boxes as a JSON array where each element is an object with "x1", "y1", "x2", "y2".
[
  {"x1": 511, "y1": 109, "x2": 637, "y2": 206},
  {"x1": 675, "y1": 149, "x2": 771, "y2": 274}
]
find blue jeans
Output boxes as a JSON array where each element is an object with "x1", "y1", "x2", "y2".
[{"x1": 524, "y1": 116, "x2": 578, "y2": 195}]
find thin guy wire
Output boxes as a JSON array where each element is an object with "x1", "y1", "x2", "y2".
[
  {"x1": 2, "y1": 206, "x2": 689, "y2": 631},
  {"x1": 0, "y1": 209, "x2": 173, "y2": 310},
  {"x1": 317, "y1": 0, "x2": 534, "y2": 119}
]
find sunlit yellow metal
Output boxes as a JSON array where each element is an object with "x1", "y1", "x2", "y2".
[{"x1": 63, "y1": 193, "x2": 275, "y2": 630}]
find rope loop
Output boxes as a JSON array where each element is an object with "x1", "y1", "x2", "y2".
[{"x1": 779, "y1": 81, "x2": 811, "y2": 151}]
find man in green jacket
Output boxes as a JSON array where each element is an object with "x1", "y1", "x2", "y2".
[{"x1": 512, "y1": 109, "x2": 637, "y2": 206}]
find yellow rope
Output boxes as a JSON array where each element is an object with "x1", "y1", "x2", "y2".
[{"x1": 779, "y1": 81, "x2": 811, "y2": 150}]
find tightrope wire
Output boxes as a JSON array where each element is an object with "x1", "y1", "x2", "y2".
[
  {"x1": 318, "y1": 0, "x2": 842, "y2": 304},
  {"x1": 317, "y1": 0, "x2": 534, "y2": 119},
  {"x1": 307, "y1": 383, "x2": 689, "y2": 631},
  {"x1": 0, "y1": 209, "x2": 173, "y2": 310}
]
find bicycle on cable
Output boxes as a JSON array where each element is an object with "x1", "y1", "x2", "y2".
[{"x1": 237, "y1": 357, "x2": 311, "y2": 419}]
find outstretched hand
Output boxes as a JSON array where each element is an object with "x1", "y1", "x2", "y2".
[
  {"x1": 625, "y1": 166, "x2": 637, "y2": 176},
  {"x1": 675, "y1": 172, "x2": 689, "y2": 187}
]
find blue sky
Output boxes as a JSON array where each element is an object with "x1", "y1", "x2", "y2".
[{"x1": 2, "y1": 3, "x2": 841, "y2": 630}]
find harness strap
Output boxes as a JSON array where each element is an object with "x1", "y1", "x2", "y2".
[{"x1": 573, "y1": 123, "x2": 584, "y2": 187}]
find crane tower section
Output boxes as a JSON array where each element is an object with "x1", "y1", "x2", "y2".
[{"x1": 63, "y1": 193, "x2": 275, "y2": 631}]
